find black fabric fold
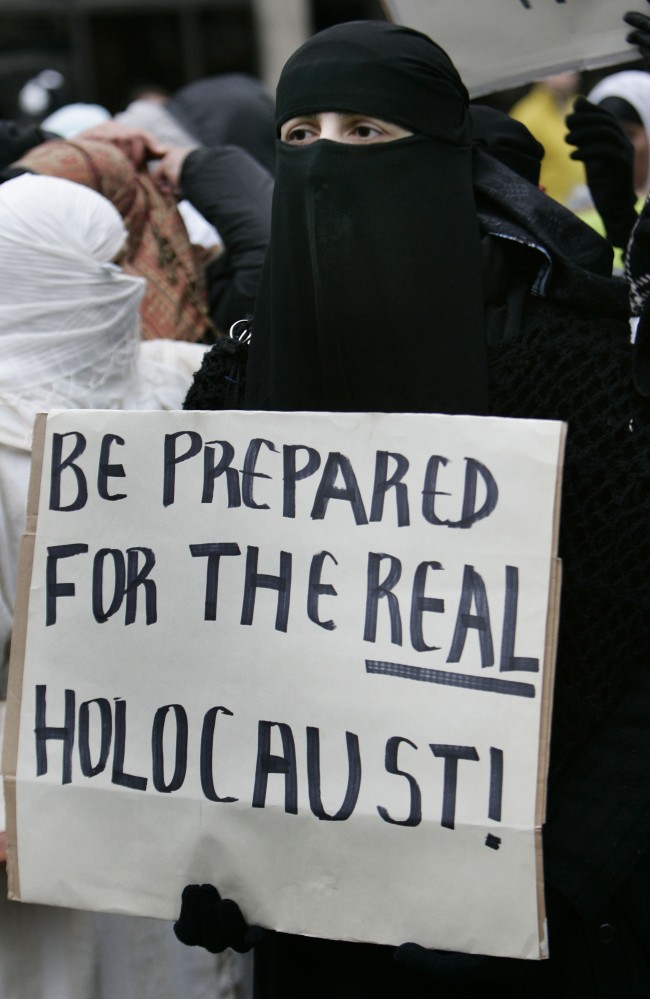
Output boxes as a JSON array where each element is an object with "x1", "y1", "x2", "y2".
[{"x1": 473, "y1": 146, "x2": 628, "y2": 316}]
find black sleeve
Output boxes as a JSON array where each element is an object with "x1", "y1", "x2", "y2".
[
  {"x1": 543, "y1": 667, "x2": 650, "y2": 921},
  {"x1": 179, "y1": 145, "x2": 273, "y2": 334}
]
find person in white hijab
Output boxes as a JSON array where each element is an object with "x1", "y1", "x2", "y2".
[
  {"x1": 0, "y1": 174, "x2": 207, "y2": 674},
  {"x1": 40, "y1": 102, "x2": 112, "y2": 138},
  {"x1": 0, "y1": 175, "x2": 247, "y2": 999},
  {"x1": 588, "y1": 70, "x2": 650, "y2": 197}
]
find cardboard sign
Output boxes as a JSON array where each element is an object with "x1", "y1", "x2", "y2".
[
  {"x1": 384, "y1": 0, "x2": 646, "y2": 96},
  {"x1": 3, "y1": 409, "x2": 564, "y2": 960}
]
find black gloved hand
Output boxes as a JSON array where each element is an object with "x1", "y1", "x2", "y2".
[
  {"x1": 394, "y1": 942, "x2": 535, "y2": 985},
  {"x1": 565, "y1": 96, "x2": 638, "y2": 248},
  {"x1": 174, "y1": 883, "x2": 272, "y2": 954},
  {"x1": 624, "y1": 11, "x2": 650, "y2": 71}
]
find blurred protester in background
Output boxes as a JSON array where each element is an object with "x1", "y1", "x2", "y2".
[
  {"x1": 565, "y1": 71, "x2": 650, "y2": 264},
  {"x1": 118, "y1": 73, "x2": 276, "y2": 175},
  {"x1": 3, "y1": 111, "x2": 273, "y2": 341},
  {"x1": 41, "y1": 101, "x2": 111, "y2": 136},
  {"x1": 0, "y1": 171, "x2": 208, "y2": 716},
  {"x1": 11, "y1": 135, "x2": 214, "y2": 343},
  {"x1": 17, "y1": 69, "x2": 69, "y2": 123},
  {"x1": 509, "y1": 71, "x2": 585, "y2": 207},
  {"x1": 151, "y1": 140, "x2": 272, "y2": 339}
]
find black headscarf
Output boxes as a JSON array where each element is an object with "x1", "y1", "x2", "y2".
[
  {"x1": 245, "y1": 20, "x2": 488, "y2": 415},
  {"x1": 470, "y1": 104, "x2": 544, "y2": 187}
]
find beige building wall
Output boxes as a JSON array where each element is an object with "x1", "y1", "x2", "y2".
[{"x1": 252, "y1": 0, "x2": 311, "y2": 93}]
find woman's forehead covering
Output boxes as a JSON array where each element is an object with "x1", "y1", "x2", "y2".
[
  {"x1": 276, "y1": 19, "x2": 470, "y2": 143},
  {"x1": 0, "y1": 172, "x2": 126, "y2": 262}
]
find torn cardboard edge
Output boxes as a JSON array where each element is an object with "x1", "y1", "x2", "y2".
[
  {"x1": 3, "y1": 413, "x2": 47, "y2": 901},
  {"x1": 532, "y1": 422, "x2": 566, "y2": 955}
]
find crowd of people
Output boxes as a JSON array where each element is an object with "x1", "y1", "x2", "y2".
[{"x1": 1, "y1": 4, "x2": 650, "y2": 998}]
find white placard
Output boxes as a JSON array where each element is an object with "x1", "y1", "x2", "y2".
[
  {"x1": 384, "y1": 0, "x2": 645, "y2": 96},
  {"x1": 3, "y1": 409, "x2": 565, "y2": 960}
]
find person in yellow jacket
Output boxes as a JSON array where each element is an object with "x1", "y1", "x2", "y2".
[{"x1": 510, "y1": 71, "x2": 585, "y2": 206}]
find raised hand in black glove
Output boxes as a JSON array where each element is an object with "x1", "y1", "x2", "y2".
[
  {"x1": 174, "y1": 883, "x2": 272, "y2": 954},
  {"x1": 624, "y1": 10, "x2": 650, "y2": 71},
  {"x1": 565, "y1": 96, "x2": 638, "y2": 249}
]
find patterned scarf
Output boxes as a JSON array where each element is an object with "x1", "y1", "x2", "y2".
[{"x1": 14, "y1": 138, "x2": 213, "y2": 342}]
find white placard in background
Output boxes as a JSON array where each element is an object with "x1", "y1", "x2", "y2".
[{"x1": 384, "y1": 0, "x2": 645, "y2": 95}]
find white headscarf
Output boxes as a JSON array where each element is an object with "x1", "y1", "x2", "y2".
[
  {"x1": 589, "y1": 70, "x2": 650, "y2": 191},
  {"x1": 0, "y1": 175, "x2": 208, "y2": 681},
  {"x1": 41, "y1": 101, "x2": 111, "y2": 138},
  {"x1": 0, "y1": 174, "x2": 146, "y2": 448}
]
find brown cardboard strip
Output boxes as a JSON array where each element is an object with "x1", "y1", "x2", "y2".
[{"x1": 2, "y1": 413, "x2": 47, "y2": 900}]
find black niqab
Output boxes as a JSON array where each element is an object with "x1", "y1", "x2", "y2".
[{"x1": 245, "y1": 20, "x2": 488, "y2": 416}]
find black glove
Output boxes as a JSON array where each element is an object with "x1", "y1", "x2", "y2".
[
  {"x1": 394, "y1": 882, "x2": 584, "y2": 986},
  {"x1": 174, "y1": 883, "x2": 272, "y2": 954},
  {"x1": 565, "y1": 96, "x2": 638, "y2": 248},
  {"x1": 624, "y1": 10, "x2": 650, "y2": 71},
  {"x1": 394, "y1": 943, "x2": 535, "y2": 985}
]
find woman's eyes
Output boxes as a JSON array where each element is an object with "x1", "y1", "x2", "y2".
[
  {"x1": 351, "y1": 123, "x2": 383, "y2": 140},
  {"x1": 284, "y1": 125, "x2": 318, "y2": 144},
  {"x1": 281, "y1": 118, "x2": 391, "y2": 144}
]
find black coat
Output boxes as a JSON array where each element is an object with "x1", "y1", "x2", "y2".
[{"x1": 179, "y1": 145, "x2": 273, "y2": 336}]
